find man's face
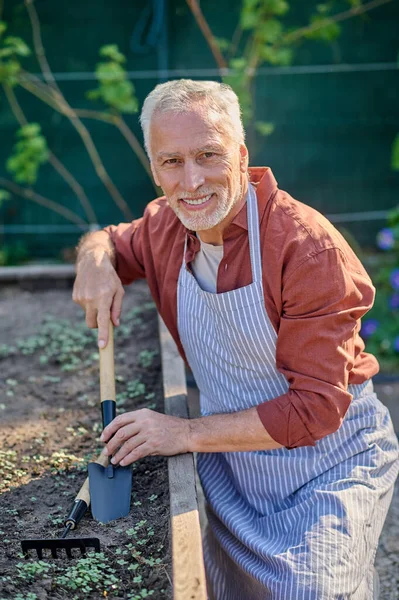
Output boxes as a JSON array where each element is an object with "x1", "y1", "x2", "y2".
[{"x1": 150, "y1": 108, "x2": 247, "y2": 233}]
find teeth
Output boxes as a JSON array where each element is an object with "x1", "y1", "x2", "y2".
[{"x1": 183, "y1": 194, "x2": 212, "y2": 206}]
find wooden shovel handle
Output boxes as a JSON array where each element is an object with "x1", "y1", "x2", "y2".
[
  {"x1": 76, "y1": 451, "x2": 108, "y2": 505},
  {"x1": 100, "y1": 321, "x2": 115, "y2": 402}
]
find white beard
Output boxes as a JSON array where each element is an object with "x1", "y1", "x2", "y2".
[{"x1": 168, "y1": 183, "x2": 242, "y2": 231}]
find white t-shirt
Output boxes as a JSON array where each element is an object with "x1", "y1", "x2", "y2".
[{"x1": 191, "y1": 236, "x2": 223, "y2": 294}]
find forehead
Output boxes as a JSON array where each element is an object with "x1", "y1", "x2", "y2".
[{"x1": 150, "y1": 108, "x2": 231, "y2": 155}]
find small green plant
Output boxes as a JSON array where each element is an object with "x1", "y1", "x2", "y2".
[
  {"x1": 54, "y1": 553, "x2": 119, "y2": 594},
  {"x1": 361, "y1": 206, "x2": 399, "y2": 372},
  {"x1": 128, "y1": 591, "x2": 155, "y2": 600},
  {"x1": 127, "y1": 380, "x2": 146, "y2": 398},
  {"x1": 138, "y1": 350, "x2": 158, "y2": 369},
  {"x1": 16, "y1": 560, "x2": 52, "y2": 580}
]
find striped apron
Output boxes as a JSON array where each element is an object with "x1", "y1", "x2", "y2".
[{"x1": 177, "y1": 184, "x2": 399, "y2": 599}]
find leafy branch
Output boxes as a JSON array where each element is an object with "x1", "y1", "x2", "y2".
[
  {"x1": 186, "y1": 0, "x2": 394, "y2": 136},
  {"x1": 0, "y1": 176, "x2": 87, "y2": 227},
  {"x1": 3, "y1": 84, "x2": 97, "y2": 223},
  {"x1": 1, "y1": 0, "x2": 160, "y2": 228},
  {"x1": 24, "y1": 0, "x2": 133, "y2": 220}
]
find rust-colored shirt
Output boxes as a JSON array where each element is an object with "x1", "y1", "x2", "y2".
[{"x1": 104, "y1": 167, "x2": 379, "y2": 449}]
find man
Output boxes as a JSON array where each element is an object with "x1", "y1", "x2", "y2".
[{"x1": 73, "y1": 79, "x2": 398, "y2": 599}]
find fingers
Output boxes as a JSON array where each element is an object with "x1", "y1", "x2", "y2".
[
  {"x1": 111, "y1": 286, "x2": 125, "y2": 327},
  {"x1": 103, "y1": 421, "x2": 141, "y2": 457},
  {"x1": 97, "y1": 309, "x2": 111, "y2": 348},
  {"x1": 110, "y1": 434, "x2": 147, "y2": 466},
  {"x1": 101, "y1": 412, "x2": 138, "y2": 443},
  {"x1": 118, "y1": 442, "x2": 152, "y2": 466}
]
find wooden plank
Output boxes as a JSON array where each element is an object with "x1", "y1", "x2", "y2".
[
  {"x1": 0, "y1": 264, "x2": 75, "y2": 281},
  {"x1": 158, "y1": 316, "x2": 207, "y2": 600}
]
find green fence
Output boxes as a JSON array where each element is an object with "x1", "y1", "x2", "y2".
[{"x1": 0, "y1": 0, "x2": 398, "y2": 259}]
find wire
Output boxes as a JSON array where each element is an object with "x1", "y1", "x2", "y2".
[{"x1": 22, "y1": 62, "x2": 398, "y2": 82}]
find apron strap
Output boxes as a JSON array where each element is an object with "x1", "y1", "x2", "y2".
[
  {"x1": 247, "y1": 183, "x2": 262, "y2": 284},
  {"x1": 180, "y1": 183, "x2": 263, "y2": 283}
]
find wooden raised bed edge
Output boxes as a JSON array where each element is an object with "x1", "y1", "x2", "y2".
[
  {"x1": 0, "y1": 266, "x2": 207, "y2": 599},
  {"x1": 158, "y1": 317, "x2": 207, "y2": 600},
  {"x1": 0, "y1": 264, "x2": 75, "y2": 281}
]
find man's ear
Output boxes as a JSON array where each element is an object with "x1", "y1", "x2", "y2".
[{"x1": 239, "y1": 144, "x2": 249, "y2": 173}]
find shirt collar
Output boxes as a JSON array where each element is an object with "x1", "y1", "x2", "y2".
[{"x1": 227, "y1": 167, "x2": 278, "y2": 235}]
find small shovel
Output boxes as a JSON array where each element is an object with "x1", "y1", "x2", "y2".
[
  {"x1": 88, "y1": 321, "x2": 132, "y2": 523},
  {"x1": 21, "y1": 451, "x2": 107, "y2": 558}
]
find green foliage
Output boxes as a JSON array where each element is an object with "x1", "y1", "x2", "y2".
[
  {"x1": 6, "y1": 123, "x2": 49, "y2": 185},
  {"x1": 138, "y1": 349, "x2": 158, "y2": 369},
  {"x1": 87, "y1": 44, "x2": 139, "y2": 114},
  {"x1": 55, "y1": 553, "x2": 119, "y2": 594},
  {"x1": 255, "y1": 121, "x2": 275, "y2": 136},
  {"x1": 0, "y1": 241, "x2": 29, "y2": 266},
  {"x1": 391, "y1": 133, "x2": 399, "y2": 171},
  {"x1": 0, "y1": 25, "x2": 30, "y2": 86},
  {"x1": 224, "y1": 0, "x2": 345, "y2": 131},
  {"x1": 0, "y1": 189, "x2": 11, "y2": 205},
  {"x1": 214, "y1": 37, "x2": 231, "y2": 51},
  {"x1": 362, "y1": 206, "x2": 399, "y2": 372},
  {"x1": 15, "y1": 560, "x2": 52, "y2": 580},
  {"x1": 305, "y1": 15, "x2": 341, "y2": 42}
]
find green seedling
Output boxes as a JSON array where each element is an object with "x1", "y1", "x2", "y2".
[{"x1": 138, "y1": 350, "x2": 158, "y2": 369}]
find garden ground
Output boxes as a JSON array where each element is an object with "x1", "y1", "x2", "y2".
[{"x1": 0, "y1": 282, "x2": 171, "y2": 600}]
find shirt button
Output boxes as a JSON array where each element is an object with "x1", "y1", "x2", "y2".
[{"x1": 225, "y1": 264, "x2": 228, "y2": 270}]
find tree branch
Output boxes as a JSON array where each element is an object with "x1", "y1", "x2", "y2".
[
  {"x1": 74, "y1": 109, "x2": 159, "y2": 193},
  {"x1": 185, "y1": 0, "x2": 228, "y2": 70},
  {"x1": 3, "y1": 84, "x2": 98, "y2": 224},
  {"x1": 281, "y1": 0, "x2": 393, "y2": 45},
  {"x1": 0, "y1": 177, "x2": 88, "y2": 227},
  {"x1": 24, "y1": 0, "x2": 134, "y2": 220}
]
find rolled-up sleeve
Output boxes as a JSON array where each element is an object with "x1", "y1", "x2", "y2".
[
  {"x1": 256, "y1": 247, "x2": 376, "y2": 449},
  {"x1": 104, "y1": 219, "x2": 146, "y2": 285}
]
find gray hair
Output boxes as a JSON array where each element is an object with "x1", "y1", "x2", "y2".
[{"x1": 140, "y1": 79, "x2": 245, "y2": 159}]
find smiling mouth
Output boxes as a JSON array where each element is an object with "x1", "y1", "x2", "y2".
[{"x1": 181, "y1": 193, "x2": 214, "y2": 207}]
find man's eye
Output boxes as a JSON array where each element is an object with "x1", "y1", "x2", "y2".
[
  {"x1": 164, "y1": 159, "x2": 178, "y2": 165},
  {"x1": 203, "y1": 152, "x2": 215, "y2": 158}
]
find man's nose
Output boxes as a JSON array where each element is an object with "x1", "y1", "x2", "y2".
[{"x1": 182, "y1": 161, "x2": 205, "y2": 193}]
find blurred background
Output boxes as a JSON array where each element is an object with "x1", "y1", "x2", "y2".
[{"x1": 0, "y1": 0, "x2": 398, "y2": 369}]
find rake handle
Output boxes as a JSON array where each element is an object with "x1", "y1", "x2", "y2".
[{"x1": 64, "y1": 451, "x2": 108, "y2": 530}]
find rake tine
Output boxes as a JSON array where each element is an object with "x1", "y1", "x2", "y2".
[{"x1": 20, "y1": 537, "x2": 101, "y2": 559}]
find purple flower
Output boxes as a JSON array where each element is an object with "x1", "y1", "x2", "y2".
[
  {"x1": 377, "y1": 228, "x2": 395, "y2": 251},
  {"x1": 394, "y1": 336, "x2": 399, "y2": 353},
  {"x1": 361, "y1": 319, "x2": 379, "y2": 339},
  {"x1": 390, "y1": 268, "x2": 399, "y2": 291},
  {"x1": 389, "y1": 293, "x2": 399, "y2": 310}
]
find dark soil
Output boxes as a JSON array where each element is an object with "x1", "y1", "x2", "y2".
[{"x1": 0, "y1": 282, "x2": 171, "y2": 600}]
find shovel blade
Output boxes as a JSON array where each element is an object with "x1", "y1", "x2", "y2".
[{"x1": 88, "y1": 462, "x2": 132, "y2": 524}]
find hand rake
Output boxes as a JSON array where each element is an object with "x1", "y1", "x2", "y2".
[{"x1": 20, "y1": 452, "x2": 107, "y2": 558}]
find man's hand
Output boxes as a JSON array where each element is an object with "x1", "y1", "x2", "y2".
[
  {"x1": 100, "y1": 409, "x2": 191, "y2": 466},
  {"x1": 73, "y1": 230, "x2": 124, "y2": 348}
]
